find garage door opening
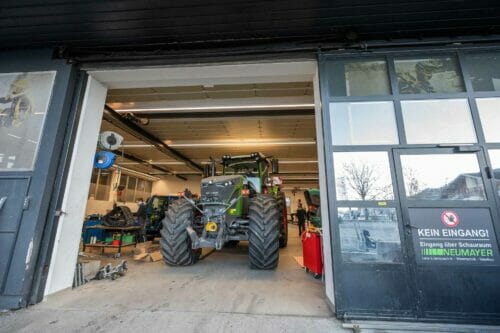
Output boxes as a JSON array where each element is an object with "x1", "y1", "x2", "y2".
[{"x1": 42, "y1": 61, "x2": 334, "y2": 318}]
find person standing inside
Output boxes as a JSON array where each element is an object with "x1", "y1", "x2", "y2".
[{"x1": 296, "y1": 199, "x2": 306, "y2": 236}]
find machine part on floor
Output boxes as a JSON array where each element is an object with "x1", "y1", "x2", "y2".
[
  {"x1": 304, "y1": 188, "x2": 321, "y2": 228},
  {"x1": 160, "y1": 152, "x2": 286, "y2": 270},
  {"x1": 95, "y1": 260, "x2": 128, "y2": 280},
  {"x1": 143, "y1": 195, "x2": 180, "y2": 239},
  {"x1": 73, "y1": 262, "x2": 87, "y2": 288},
  {"x1": 102, "y1": 206, "x2": 135, "y2": 227}
]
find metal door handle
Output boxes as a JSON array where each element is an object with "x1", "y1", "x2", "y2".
[{"x1": 0, "y1": 196, "x2": 7, "y2": 211}]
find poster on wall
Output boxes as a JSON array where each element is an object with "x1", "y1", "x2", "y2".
[
  {"x1": 0, "y1": 71, "x2": 56, "y2": 171},
  {"x1": 409, "y1": 208, "x2": 499, "y2": 265}
]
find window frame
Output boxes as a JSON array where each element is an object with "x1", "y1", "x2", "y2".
[{"x1": 322, "y1": 48, "x2": 500, "y2": 266}]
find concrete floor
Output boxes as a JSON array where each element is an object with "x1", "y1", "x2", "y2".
[{"x1": 0, "y1": 224, "x2": 348, "y2": 333}]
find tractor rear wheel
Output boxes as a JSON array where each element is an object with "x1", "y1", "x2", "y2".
[
  {"x1": 160, "y1": 199, "x2": 200, "y2": 266},
  {"x1": 278, "y1": 193, "x2": 288, "y2": 248},
  {"x1": 248, "y1": 194, "x2": 280, "y2": 269}
]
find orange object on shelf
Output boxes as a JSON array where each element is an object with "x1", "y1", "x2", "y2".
[{"x1": 111, "y1": 239, "x2": 121, "y2": 246}]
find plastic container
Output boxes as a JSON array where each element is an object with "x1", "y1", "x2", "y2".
[
  {"x1": 111, "y1": 239, "x2": 121, "y2": 246},
  {"x1": 122, "y1": 234, "x2": 135, "y2": 244},
  {"x1": 301, "y1": 231, "x2": 323, "y2": 278},
  {"x1": 82, "y1": 215, "x2": 103, "y2": 244}
]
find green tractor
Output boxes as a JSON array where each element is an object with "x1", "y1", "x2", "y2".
[
  {"x1": 304, "y1": 188, "x2": 321, "y2": 228},
  {"x1": 160, "y1": 152, "x2": 288, "y2": 269}
]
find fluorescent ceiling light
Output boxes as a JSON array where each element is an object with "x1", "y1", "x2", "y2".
[
  {"x1": 115, "y1": 103, "x2": 314, "y2": 113},
  {"x1": 122, "y1": 140, "x2": 316, "y2": 148},
  {"x1": 279, "y1": 160, "x2": 318, "y2": 164},
  {"x1": 115, "y1": 165, "x2": 161, "y2": 181}
]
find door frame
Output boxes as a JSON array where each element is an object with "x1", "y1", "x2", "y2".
[
  {"x1": 42, "y1": 59, "x2": 337, "y2": 308},
  {"x1": 0, "y1": 49, "x2": 78, "y2": 309},
  {"x1": 392, "y1": 146, "x2": 500, "y2": 320}
]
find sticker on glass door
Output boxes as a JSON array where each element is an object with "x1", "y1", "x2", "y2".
[{"x1": 409, "y1": 208, "x2": 499, "y2": 265}]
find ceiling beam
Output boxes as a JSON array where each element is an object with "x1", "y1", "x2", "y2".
[
  {"x1": 135, "y1": 109, "x2": 314, "y2": 120},
  {"x1": 103, "y1": 105, "x2": 203, "y2": 173}
]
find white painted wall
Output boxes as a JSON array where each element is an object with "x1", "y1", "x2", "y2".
[
  {"x1": 313, "y1": 68, "x2": 335, "y2": 306},
  {"x1": 151, "y1": 175, "x2": 202, "y2": 196},
  {"x1": 84, "y1": 199, "x2": 138, "y2": 216},
  {"x1": 44, "y1": 76, "x2": 108, "y2": 296}
]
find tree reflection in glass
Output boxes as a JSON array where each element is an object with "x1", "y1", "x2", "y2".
[
  {"x1": 334, "y1": 152, "x2": 394, "y2": 201},
  {"x1": 401, "y1": 154, "x2": 486, "y2": 200},
  {"x1": 395, "y1": 57, "x2": 465, "y2": 94}
]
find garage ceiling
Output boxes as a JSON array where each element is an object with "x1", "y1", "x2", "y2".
[{"x1": 102, "y1": 81, "x2": 319, "y2": 189}]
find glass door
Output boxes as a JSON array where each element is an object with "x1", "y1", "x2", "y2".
[{"x1": 393, "y1": 147, "x2": 500, "y2": 319}]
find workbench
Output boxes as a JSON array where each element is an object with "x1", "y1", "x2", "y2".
[{"x1": 82, "y1": 225, "x2": 142, "y2": 255}]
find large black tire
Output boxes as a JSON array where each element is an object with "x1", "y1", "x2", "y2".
[
  {"x1": 160, "y1": 200, "x2": 200, "y2": 266},
  {"x1": 278, "y1": 193, "x2": 288, "y2": 248},
  {"x1": 248, "y1": 194, "x2": 280, "y2": 269}
]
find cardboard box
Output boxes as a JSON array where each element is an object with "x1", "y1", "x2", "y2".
[
  {"x1": 133, "y1": 252, "x2": 149, "y2": 261},
  {"x1": 133, "y1": 241, "x2": 152, "y2": 255},
  {"x1": 149, "y1": 251, "x2": 163, "y2": 262}
]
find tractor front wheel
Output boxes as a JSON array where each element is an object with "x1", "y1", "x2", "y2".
[
  {"x1": 248, "y1": 194, "x2": 280, "y2": 269},
  {"x1": 160, "y1": 199, "x2": 200, "y2": 266}
]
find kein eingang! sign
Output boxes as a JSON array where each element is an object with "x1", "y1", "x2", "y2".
[{"x1": 409, "y1": 208, "x2": 499, "y2": 265}]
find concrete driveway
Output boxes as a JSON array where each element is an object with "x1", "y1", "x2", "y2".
[{"x1": 0, "y1": 225, "x2": 347, "y2": 333}]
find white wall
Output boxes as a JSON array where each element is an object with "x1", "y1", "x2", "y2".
[
  {"x1": 313, "y1": 68, "x2": 335, "y2": 306},
  {"x1": 152, "y1": 175, "x2": 202, "y2": 196},
  {"x1": 84, "y1": 169, "x2": 139, "y2": 216},
  {"x1": 84, "y1": 199, "x2": 138, "y2": 216},
  {"x1": 45, "y1": 76, "x2": 108, "y2": 296},
  {"x1": 283, "y1": 190, "x2": 307, "y2": 215}
]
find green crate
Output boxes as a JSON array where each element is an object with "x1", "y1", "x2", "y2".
[{"x1": 122, "y1": 234, "x2": 135, "y2": 244}]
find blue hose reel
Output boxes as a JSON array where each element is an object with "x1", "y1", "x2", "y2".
[{"x1": 94, "y1": 151, "x2": 116, "y2": 169}]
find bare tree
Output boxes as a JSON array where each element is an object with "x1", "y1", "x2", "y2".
[
  {"x1": 403, "y1": 166, "x2": 422, "y2": 197},
  {"x1": 341, "y1": 162, "x2": 391, "y2": 200}
]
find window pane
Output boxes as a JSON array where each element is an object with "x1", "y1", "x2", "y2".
[
  {"x1": 465, "y1": 52, "x2": 500, "y2": 92},
  {"x1": 144, "y1": 181, "x2": 152, "y2": 199},
  {"x1": 401, "y1": 99, "x2": 476, "y2": 144},
  {"x1": 126, "y1": 176, "x2": 137, "y2": 202},
  {"x1": 135, "y1": 179, "x2": 146, "y2": 201},
  {"x1": 118, "y1": 174, "x2": 127, "y2": 202},
  {"x1": 338, "y1": 207, "x2": 402, "y2": 263},
  {"x1": 488, "y1": 150, "x2": 500, "y2": 197},
  {"x1": 96, "y1": 171, "x2": 111, "y2": 201},
  {"x1": 395, "y1": 56, "x2": 465, "y2": 94},
  {"x1": 327, "y1": 59, "x2": 391, "y2": 96},
  {"x1": 401, "y1": 154, "x2": 486, "y2": 200},
  {"x1": 477, "y1": 98, "x2": 500, "y2": 142},
  {"x1": 87, "y1": 170, "x2": 98, "y2": 199},
  {"x1": 333, "y1": 152, "x2": 394, "y2": 200},
  {"x1": 0, "y1": 72, "x2": 56, "y2": 170},
  {"x1": 330, "y1": 101, "x2": 398, "y2": 145}
]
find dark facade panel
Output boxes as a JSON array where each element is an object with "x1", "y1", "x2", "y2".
[{"x1": 0, "y1": 0, "x2": 499, "y2": 57}]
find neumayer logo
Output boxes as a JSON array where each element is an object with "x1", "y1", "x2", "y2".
[{"x1": 441, "y1": 210, "x2": 460, "y2": 227}]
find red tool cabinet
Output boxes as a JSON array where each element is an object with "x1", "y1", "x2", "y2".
[{"x1": 301, "y1": 231, "x2": 323, "y2": 278}]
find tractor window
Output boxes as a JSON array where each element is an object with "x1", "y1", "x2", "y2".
[{"x1": 224, "y1": 162, "x2": 259, "y2": 176}]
